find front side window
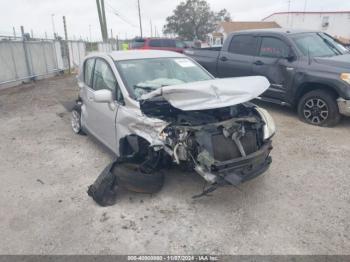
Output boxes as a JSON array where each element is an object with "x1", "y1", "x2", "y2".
[
  {"x1": 228, "y1": 35, "x2": 258, "y2": 56},
  {"x1": 116, "y1": 58, "x2": 212, "y2": 99},
  {"x1": 84, "y1": 58, "x2": 95, "y2": 87},
  {"x1": 93, "y1": 59, "x2": 117, "y2": 92},
  {"x1": 92, "y1": 59, "x2": 124, "y2": 103},
  {"x1": 259, "y1": 37, "x2": 289, "y2": 58}
]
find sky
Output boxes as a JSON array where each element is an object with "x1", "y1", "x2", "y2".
[{"x1": 0, "y1": 0, "x2": 350, "y2": 41}]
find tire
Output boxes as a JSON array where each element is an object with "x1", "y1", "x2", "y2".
[
  {"x1": 71, "y1": 105, "x2": 85, "y2": 135},
  {"x1": 297, "y1": 89, "x2": 341, "y2": 127},
  {"x1": 112, "y1": 161, "x2": 164, "y2": 194}
]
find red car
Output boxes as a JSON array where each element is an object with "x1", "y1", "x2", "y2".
[{"x1": 129, "y1": 38, "x2": 188, "y2": 53}]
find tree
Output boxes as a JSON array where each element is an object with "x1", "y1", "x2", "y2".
[
  {"x1": 163, "y1": 0, "x2": 231, "y2": 41},
  {"x1": 216, "y1": 8, "x2": 232, "y2": 22}
]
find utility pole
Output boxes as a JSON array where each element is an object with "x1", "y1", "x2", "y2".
[
  {"x1": 21, "y1": 26, "x2": 32, "y2": 79},
  {"x1": 137, "y1": 0, "x2": 143, "y2": 37},
  {"x1": 287, "y1": 0, "x2": 291, "y2": 27},
  {"x1": 13, "y1": 27, "x2": 16, "y2": 38},
  {"x1": 303, "y1": 0, "x2": 308, "y2": 21},
  {"x1": 63, "y1": 16, "x2": 71, "y2": 74},
  {"x1": 89, "y1": 24, "x2": 93, "y2": 50},
  {"x1": 51, "y1": 14, "x2": 56, "y2": 39},
  {"x1": 101, "y1": 0, "x2": 108, "y2": 39},
  {"x1": 96, "y1": 0, "x2": 108, "y2": 42},
  {"x1": 150, "y1": 19, "x2": 153, "y2": 37}
]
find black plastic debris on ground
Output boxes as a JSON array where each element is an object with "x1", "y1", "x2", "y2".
[
  {"x1": 87, "y1": 156, "x2": 165, "y2": 207},
  {"x1": 87, "y1": 161, "x2": 119, "y2": 207}
]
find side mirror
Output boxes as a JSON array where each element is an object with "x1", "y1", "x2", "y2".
[
  {"x1": 285, "y1": 48, "x2": 296, "y2": 62},
  {"x1": 93, "y1": 89, "x2": 113, "y2": 103},
  {"x1": 286, "y1": 55, "x2": 296, "y2": 62}
]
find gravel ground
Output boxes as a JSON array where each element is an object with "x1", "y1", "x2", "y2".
[{"x1": 0, "y1": 75, "x2": 349, "y2": 255}]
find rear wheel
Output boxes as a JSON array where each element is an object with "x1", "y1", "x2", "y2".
[{"x1": 297, "y1": 90, "x2": 341, "y2": 127}]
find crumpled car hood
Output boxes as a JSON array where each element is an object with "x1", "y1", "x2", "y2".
[{"x1": 140, "y1": 76, "x2": 270, "y2": 111}]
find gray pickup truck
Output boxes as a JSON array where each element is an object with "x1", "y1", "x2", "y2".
[{"x1": 185, "y1": 29, "x2": 350, "y2": 126}]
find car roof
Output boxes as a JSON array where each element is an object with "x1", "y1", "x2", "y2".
[
  {"x1": 233, "y1": 28, "x2": 319, "y2": 35},
  {"x1": 108, "y1": 50, "x2": 185, "y2": 61}
]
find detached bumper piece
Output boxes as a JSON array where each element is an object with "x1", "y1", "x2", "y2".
[
  {"x1": 87, "y1": 161, "x2": 119, "y2": 207},
  {"x1": 212, "y1": 141, "x2": 273, "y2": 186},
  {"x1": 87, "y1": 156, "x2": 164, "y2": 206}
]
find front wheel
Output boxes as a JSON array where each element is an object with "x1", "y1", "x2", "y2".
[
  {"x1": 71, "y1": 105, "x2": 85, "y2": 135},
  {"x1": 297, "y1": 89, "x2": 341, "y2": 127}
]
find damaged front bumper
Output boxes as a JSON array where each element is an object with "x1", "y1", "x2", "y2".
[{"x1": 197, "y1": 140, "x2": 273, "y2": 186}]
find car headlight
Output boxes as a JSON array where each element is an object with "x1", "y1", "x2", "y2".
[
  {"x1": 255, "y1": 107, "x2": 276, "y2": 140},
  {"x1": 340, "y1": 73, "x2": 350, "y2": 84}
]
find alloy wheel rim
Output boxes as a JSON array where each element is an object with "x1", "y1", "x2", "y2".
[
  {"x1": 303, "y1": 98, "x2": 329, "y2": 124},
  {"x1": 71, "y1": 111, "x2": 81, "y2": 133}
]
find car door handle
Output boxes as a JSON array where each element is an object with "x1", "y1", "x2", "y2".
[
  {"x1": 254, "y1": 60, "x2": 264, "y2": 66},
  {"x1": 220, "y1": 56, "x2": 228, "y2": 62}
]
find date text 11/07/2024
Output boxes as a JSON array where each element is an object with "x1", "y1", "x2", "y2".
[{"x1": 127, "y1": 255, "x2": 219, "y2": 261}]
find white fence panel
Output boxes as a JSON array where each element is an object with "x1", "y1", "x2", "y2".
[
  {"x1": 97, "y1": 43, "x2": 112, "y2": 52},
  {"x1": 68, "y1": 41, "x2": 86, "y2": 68},
  {"x1": 0, "y1": 41, "x2": 28, "y2": 83}
]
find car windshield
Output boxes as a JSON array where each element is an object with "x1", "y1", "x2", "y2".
[
  {"x1": 319, "y1": 33, "x2": 349, "y2": 54},
  {"x1": 292, "y1": 32, "x2": 348, "y2": 57},
  {"x1": 116, "y1": 57, "x2": 212, "y2": 99}
]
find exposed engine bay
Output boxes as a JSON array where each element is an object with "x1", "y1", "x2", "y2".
[{"x1": 140, "y1": 98, "x2": 273, "y2": 188}]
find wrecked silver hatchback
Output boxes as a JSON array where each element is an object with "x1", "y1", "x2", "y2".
[{"x1": 72, "y1": 51, "x2": 275, "y2": 202}]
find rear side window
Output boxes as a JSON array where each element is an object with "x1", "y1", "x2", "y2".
[
  {"x1": 259, "y1": 37, "x2": 289, "y2": 58},
  {"x1": 84, "y1": 58, "x2": 95, "y2": 87},
  {"x1": 162, "y1": 39, "x2": 176, "y2": 47},
  {"x1": 149, "y1": 39, "x2": 176, "y2": 48},
  {"x1": 149, "y1": 39, "x2": 162, "y2": 47},
  {"x1": 131, "y1": 39, "x2": 145, "y2": 48},
  {"x1": 228, "y1": 35, "x2": 258, "y2": 56}
]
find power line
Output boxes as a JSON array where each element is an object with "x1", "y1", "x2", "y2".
[{"x1": 106, "y1": 2, "x2": 137, "y2": 28}]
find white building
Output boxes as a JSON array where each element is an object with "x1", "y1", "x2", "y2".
[
  {"x1": 263, "y1": 11, "x2": 350, "y2": 44},
  {"x1": 207, "y1": 21, "x2": 281, "y2": 46}
]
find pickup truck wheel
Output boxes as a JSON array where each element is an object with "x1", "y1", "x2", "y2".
[
  {"x1": 297, "y1": 90, "x2": 341, "y2": 127},
  {"x1": 71, "y1": 105, "x2": 85, "y2": 135}
]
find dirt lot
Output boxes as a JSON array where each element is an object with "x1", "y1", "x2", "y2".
[{"x1": 0, "y1": 75, "x2": 349, "y2": 255}]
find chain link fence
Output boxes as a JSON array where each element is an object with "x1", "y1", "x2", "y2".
[{"x1": 0, "y1": 35, "x2": 129, "y2": 88}]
